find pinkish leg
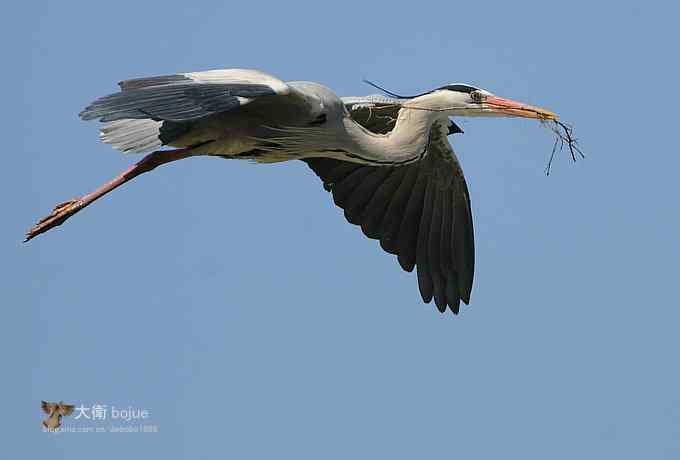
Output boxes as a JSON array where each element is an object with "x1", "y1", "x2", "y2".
[{"x1": 25, "y1": 148, "x2": 199, "y2": 242}]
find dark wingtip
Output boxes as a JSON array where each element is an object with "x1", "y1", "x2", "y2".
[{"x1": 397, "y1": 254, "x2": 415, "y2": 272}]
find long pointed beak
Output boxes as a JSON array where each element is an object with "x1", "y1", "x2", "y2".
[{"x1": 484, "y1": 95, "x2": 558, "y2": 120}]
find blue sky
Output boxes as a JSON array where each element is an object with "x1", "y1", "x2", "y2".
[{"x1": 4, "y1": 0, "x2": 680, "y2": 458}]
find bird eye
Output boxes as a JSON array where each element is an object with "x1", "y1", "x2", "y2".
[{"x1": 470, "y1": 91, "x2": 485, "y2": 103}]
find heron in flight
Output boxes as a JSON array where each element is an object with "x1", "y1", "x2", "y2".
[
  {"x1": 41, "y1": 401, "x2": 74, "y2": 430},
  {"x1": 26, "y1": 69, "x2": 558, "y2": 314}
]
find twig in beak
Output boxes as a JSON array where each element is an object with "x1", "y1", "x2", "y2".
[{"x1": 541, "y1": 119, "x2": 585, "y2": 176}]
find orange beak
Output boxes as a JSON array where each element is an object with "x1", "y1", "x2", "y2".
[{"x1": 484, "y1": 95, "x2": 558, "y2": 120}]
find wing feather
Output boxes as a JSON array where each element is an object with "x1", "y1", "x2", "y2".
[
  {"x1": 453, "y1": 180, "x2": 475, "y2": 303},
  {"x1": 41, "y1": 401, "x2": 55, "y2": 415},
  {"x1": 359, "y1": 169, "x2": 404, "y2": 239},
  {"x1": 343, "y1": 168, "x2": 392, "y2": 225},
  {"x1": 378, "y1": 166, "x2": 420, "y2": 255},
  {"x1": 303, "y1": 121, "x2": 474, "y2": 313},
  {"x1": 81, "y1": 80, "x2": 279, "y2": 122},
  {"x1": 415, "y1": 179, "x2": 435, "y2": 303},
  {"x1": 331, "y1": 167, "x2": 375, "y2": 209},
  {"x1": 59, "y1": 404, "x2": 75, "y2": 416},
  {"x1": 396, "y1": 171, "x2": 428, "y2": 272},
  {"x1": 81, "y1": 68, "x2": 304, "y2": 153},
  {"x1": 429, "y1": 188, "x2": 447, "y2": 311}
]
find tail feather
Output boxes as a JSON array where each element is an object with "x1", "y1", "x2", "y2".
[{"x1": 99, "y1": 119, "x2": 163, "y2": 153}]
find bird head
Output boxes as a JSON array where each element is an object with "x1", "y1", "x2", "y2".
[
  {"x1": 421, "y1": 84, "x2": 558, "y2": 120},
  {"x1": 362, "y1": 80, "x2": 558, "y2": 121}
]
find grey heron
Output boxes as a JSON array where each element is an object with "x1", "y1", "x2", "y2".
[{"x1": 26, "y1": 68, "x2": 558, "y2": 314}]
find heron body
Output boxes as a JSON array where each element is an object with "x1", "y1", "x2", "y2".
[{"x1": 28, "y1": 68, "x2": 557, "y2": 314}]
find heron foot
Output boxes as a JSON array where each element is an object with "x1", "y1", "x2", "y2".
[{"x1": 25, "y1": 198, "x2": 81, "y2": 242}]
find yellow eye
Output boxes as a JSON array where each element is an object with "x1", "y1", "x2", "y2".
[{"x1": 470, "y1": 91, "x2": 485, "y2": 103}]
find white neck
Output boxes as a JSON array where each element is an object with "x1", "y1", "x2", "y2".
[{"x1": 342, "y1": 93, "x2": 450, "y2": 165}]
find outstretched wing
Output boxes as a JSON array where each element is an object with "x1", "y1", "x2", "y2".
[
  {"x1": 41, "y1": 401, "x2": 56, "y2": 415},
  {"x1": 81, "y1": 69, "x2": 290, "y2": 123},
  {"x1": 58, "y1": 403, "x2": 75, "y2": 416},
  {"x1": 80, "y1": 69, "x2": 314, "y2": 153},
  {"x1": 303, "y1": 121, "x2": 474, "y2": 313},
  {"x1": 343, "y1": 95, "x2": 463, "y2": 135}
]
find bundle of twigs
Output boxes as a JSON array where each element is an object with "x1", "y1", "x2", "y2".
[{"x1": 541, "y1": 119, "x2": 585, "y2": 176}]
